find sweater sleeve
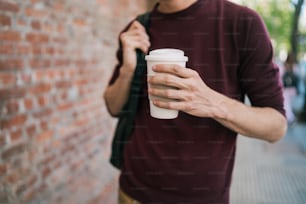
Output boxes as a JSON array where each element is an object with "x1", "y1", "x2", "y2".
[{"x1": 237, "y1": 8, "x2": 285, "y2": 116}]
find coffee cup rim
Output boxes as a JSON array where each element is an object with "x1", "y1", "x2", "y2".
[{"x1": 145, "y1": 48, "x2": 188, "y2": 62}]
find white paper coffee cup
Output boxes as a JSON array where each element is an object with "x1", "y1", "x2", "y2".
[{"x1": 145, "y1": 49, "x2": 188, "y2": 119}]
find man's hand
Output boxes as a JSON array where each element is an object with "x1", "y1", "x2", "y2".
[
  {"x1": 120, "y1": 21, "x2": 150, "y2": 72},
  {"x1": 148, "y1": 64, "x2": 287, "y2": 142},
  {"x1": 148, "y1": 64, "x2": 222, "y2": 118},
  {"x1": 104, "y1": 21, "x2": 150, "y2": 116}
]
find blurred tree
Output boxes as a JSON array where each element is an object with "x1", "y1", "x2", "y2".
[
  {"x1": 290, "y1": 0, "x2": 306, "y2": 122},
  {"x1": 235, "y1": 0, "x2": 306, "y2": 121},
  {"x1": 239, "y1": 0, "x2": 294, "y2": 57},
  {"x1": 238, "y1": 0, "x2": 305, "y2": 59},
  {"x1": 291, "y1": 0, "x2": 305, "y2": 61}
]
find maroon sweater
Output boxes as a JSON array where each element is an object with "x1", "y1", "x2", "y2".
[{"x1": 109, "y1": 0, "x2": 285, "y2": 203}]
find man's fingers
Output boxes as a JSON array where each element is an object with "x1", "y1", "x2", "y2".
[
  {"x1": 153, "y1": 64, "x2": 197, "y2": 78},
  {"x1": 148, "y1": 88, "x2": 193, "y2": 101},
  {"x1": 122, "y1": 36, "x2": 150, "y2": 52},
  {"x1": 151, "y1": 100, "x2": 191, "y2": 112},
  {"x1": 120, "y1": 30, "x2": 149, "y2": 43},
  {"x1": 120, "y1": 22, "x2": 150, "y2": 54},
  {"x1": 148, "y1": 74, "x2": 187, "y2": 90},
  {"x1": 129, "y1": 20, "x2": 146, "y2": 32},
  {"x1": 123, "y1": 29, "x2": 149, "y2": 41}
]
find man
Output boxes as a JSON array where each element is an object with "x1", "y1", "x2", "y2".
[{"x1": 104, "y1": 0, "x2": 287, "y2": 203}]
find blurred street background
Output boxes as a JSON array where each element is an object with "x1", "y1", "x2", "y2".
[
  {"x1": 231, "y1": 124, "x2": 306, "y2": 204},
  {"x1": 0, "y1": 0, "x2": 306, "y2": 203},
  {"x1": 230, "y1": 1, "x2": 306, "y2": 202}
]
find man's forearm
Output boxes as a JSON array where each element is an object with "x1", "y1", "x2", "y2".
[
  {"x1": 104, "y1": 67, "x2": 134, "y2": 116},
  {"x1": 146, "y1": 64, "x2": 287, "y2": 141},
  {"x1": 212, "y1": 92, "x2": 287, "y2": 143}
]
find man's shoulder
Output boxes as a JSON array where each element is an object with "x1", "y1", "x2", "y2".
[{"x1": 222, "y1": 0, "x2": 261, "y2": 20}]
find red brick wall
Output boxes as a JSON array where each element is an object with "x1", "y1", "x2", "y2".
[{"x1": 0, "y1": 0, "x2": 147, "y2": 203}]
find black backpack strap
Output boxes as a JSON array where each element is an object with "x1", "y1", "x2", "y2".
[
  {"x1": 136, "y1": 12, "x2": 150, "y2": 33},
  {"x1": 129, "y1": 12, "x2": 151, "y2": 117},
  {"x1": 110, "y1": 12, "x2": 150, "y2": 169}
]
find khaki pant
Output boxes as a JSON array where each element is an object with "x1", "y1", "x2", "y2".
[{"x1": 118, "y1": 188, "x2": 141, "y2": 204}]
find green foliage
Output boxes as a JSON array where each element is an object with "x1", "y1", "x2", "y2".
[
  {"x1": 239, "y1": 0, "x2": 294, "y2": 56},
  {"x1": 298, "y1": 3, "x2": 306, "y2": 56}
]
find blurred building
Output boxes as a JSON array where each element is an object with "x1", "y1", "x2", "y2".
[{"x1": 0, "y1": 0, "x2": 148, "y2": 203}]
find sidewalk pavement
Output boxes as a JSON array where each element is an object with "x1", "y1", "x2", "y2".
[
  {"x1": 230, "y1": 122, "x2": 306, "y2": 204},
  {"x1": 288, "y1": 122, "x2": 306, "y2": 152}
]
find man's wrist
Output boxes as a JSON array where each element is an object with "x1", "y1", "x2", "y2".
[{"x1": 208, "y1": 89, "x2": 232, "y2": 121}]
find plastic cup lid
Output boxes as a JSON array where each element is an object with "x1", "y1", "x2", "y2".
[{"x1": 145, "y1": 48, "x2": 188, "y2": 62}]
